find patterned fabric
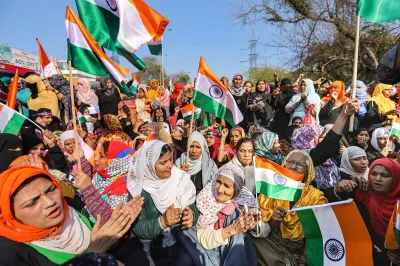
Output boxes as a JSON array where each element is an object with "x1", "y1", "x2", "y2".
[
  {"x1": 103, "y1": 114, "x2": 123, "y2": 132},
  {"x1": 255, "y1": 131, "x2": 284, "y2": 164},
  {"x1": 196, "y1": 163, "x2": 256, "y2": 229},
  {"x1": 50, "y1": 74, "x2": 72, "y2": 118}
]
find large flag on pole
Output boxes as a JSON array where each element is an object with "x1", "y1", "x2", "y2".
[
  {"x1": 36, "y1": 38, "x2": 58, "y2": 78},
  {"x1": 193, "y1": 56, "x2": 243, "y2": 127},
  {"x1": 294, "y1": 199, "x2": 373, "y2": 266},
  {"x1": 357, "y1": 0, "x2": 400, "y2": 23},
  {"x1": 7, "y1": 71, "x2": 18, "y2": 109},
  {"x1": 65, "y1": 7, "x2": 134, "y2": 97},
  {"x1": 75, "y1": 0, "x2": 169, "y2": 70},
  {"x1": 254, "y1": 156, "x2": 304, "y2": 201}
]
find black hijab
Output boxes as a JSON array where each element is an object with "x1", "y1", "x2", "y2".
[
  {"x1": 0, "y1": 134, "x2": 23, "y2": 171},
  {"x1": 99, "y1": 77, "x2": 115, "y2": 97},
  {"x1": 22, "y1": 135, "x2": 44, "y2": 155}
]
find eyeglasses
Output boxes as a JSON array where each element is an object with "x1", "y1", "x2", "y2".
[{"x1": 285, "y1": 160, "x2": 307, "y2": 170}]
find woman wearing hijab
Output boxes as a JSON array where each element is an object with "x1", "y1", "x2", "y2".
[
  {"x1": 60, "y1": 130, "x2": 93, "y2": 177},
  {"x1": 248, "y1": 80, "x2": 274, "y2": 129},
  {"x1": 134, "y1": 86, "x2": 152, "y2": 121},
  {"x1": 254, "y1": 131, "x2": 284, "y2": 165},
  {"x1": 350, "y1": 128, "x2": 370, "y2": 151},
  {"x1": 148, "y1": 79, "x2": 159, "y2": 102},
  {"x1": 0, "y1": 166, "x2": 137, "y2": 265},
  {"x1": 252, "y1": 150, "x2": 327, "y2": 266},
  {"x1": 205, "y1": 129, "x2": 220, "y2": 162},
  {"x1": 95, "y1": 77, "x2": 121, "y2": 116},
  {"x1": 25, "y1": 75, "x2": 60, "y2": 118},
  {"x1": 49, "y1": 74, "x2": 72, "y2": 120},
  {"x1": 362, "y1": 83, "x2": 397, "y2": 129},
  {"x1": 347, "y1": 80, "x2": 370, "y2": 120},
  {"x1": 319, "y1": 81, "x2": 351, "y2": 128},
  {"x1": 291, "y1": 125, "x2": 340, "y2": 191},
  {"x1": 355, "y1": 159, "x2": 400, "y2": 265},
  {"x1": 229, "y1": 74, "x2": 247, "y2": 129},
  {"x1": 270, "y1": 78, "x2": 295, "y2": 139},
  {"x1": 75, "y1": 78, "x2": 99, "y2": 107},
  {"x1": 127, "y1": 140, "x2": 198, "y2": 266},
  {"x1": 217, "y1": 127, "x2": 245, "y2": 165},
  {"x1": 0, "y1": 133, "x2": 22, "y2": 172},
  {"x1": 155, "y1": 86, "x2": 171, "y2": 117},
  {"x1": 285, "y1": 79, "x2": 321, "y2": 125},
  {"x1": 367, "y1": 127, "x2": 394, "y2": 164},
  {"x1": 174, "y1": 163, "x2": 259, "y2": 266},
  {"x1": 175, "y1": 131, "x2": 218, "y2": 194},
  {"x1": 340, "y1": 146, "x2": 369, "y2": 180}
]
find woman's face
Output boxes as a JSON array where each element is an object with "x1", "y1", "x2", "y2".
[
  {"x1": 269, "y1": 140, "x2": 280, "y2": 154},
  {"x1": 94, "y1": 145, "x2": 108, "y2": 172},
  {"x1": 300, "y1": 81, "x2": 307, "y2": 93},
  {"x1": 189, "y1": 141, "x2": 202, "y2": 160},
  {"x1": 30, "y1": 143, "x2": 45, "y2": 157},
  {"x1": 205, "y1": 135, "x2": 215, "y2": 147},
  {"x1": 106, "y1": 79, "x2": 113, "y2": 89},
  {"x1": 369, "y1": 165, "x2": 392, "y2": 193},
  {"x1": 63, "y1": 138, "x2": 75, "y2": 154},
  {"x1": 138, "y1": 89, "x2": 145, "y2": 98},
  {"x1": 13, "y1": 177, "x2": 64, "y2": 229},
  {"x1": 237, "y1": 142, "x2": 253, "y2": 167},
  {"x1": 155, "y1": 151, "x2": 173, "y2": 179},
  {"x1": 233, "y1": 75, "x2": 243, "y2": 88},
  {"x1": 244, "y1": 82, "x2": 252, "y2": 93},
  {"x1": 230, "y1": 130, "x2": 242, "y2": 147},
  {"x1": 377, "y1": 136, "x2": 388, "y2": 149},
  {"x1": 318, "y1": 85, "x2": 329, "y2": 96},
  {"x1": 151, "y1": 81, "x2": 159, "y2": 90},
  {"x1": 382, "y1": 88, "x2": 392, "y2": 98},
  {"x1": 83, "y1": 109, "x2": 90, "y2": 116},
  {"x1": 159, "y1": 87, "x2": 165, "y2": 96},
  {"x1": 257, "y1": 81, "x2": 266, "y2": 92},
  {"x1": 284, "y1": 152, "x2": 308, "y2": 176},
  {"x1": 356, "y1": 131, "x2": 370, "y2": 144},
  {"x1": 293, "y1": 119, "x2": 303, "y2": 128},
  {"x1": 349, "y1": 156, "x2": 368, "y2": 173},
  {"x1": 215, "y1": 175, "x2": 235, "y2": 203}
]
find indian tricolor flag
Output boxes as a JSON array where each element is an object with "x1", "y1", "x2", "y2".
[
  {"x1": 130, "y1": 73, "x2": 140, "y2": 93},
  {"x1": 65, "y1": 7, "x2": 134, "y2": 97},
  {"x1": 0, "y1": 102, "x2": 26, "y2": 135},
  {"x1": 36, "y1": 38, "x2": 58, "y2": 79},
  {"x1": 148, "y1": 39, "x2": 162, "y2": 56},
  {"x1": 385, "y1": 200, "x2": 400, "y2": 249},
  {"x1": 255, "y1": 156, "x2": 304, "y2": 201},
  {"x1": 75, "y1": 0, "x2": 169, "y2": 69},
  {"x1": 193, "y1": 56, "x2": 243, "y2": 127},
  {"x1": 295, "y1": 199, "x2": 373, "y2": 266},
  {"x1": 181, "y1": 104, "x2": 201, "y2": 121},
  {"x1": 390, "y1": 118, "x2": 400, "y2": 139}
]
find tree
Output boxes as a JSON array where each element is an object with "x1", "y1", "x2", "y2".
[
  {"x1": 236, "y1": 0, "x2": 400, "y2": 84},
  {"x1": 247, "y1": 67, "x2": 295, "y2": 85},
  {"x1": 169, "y1": 71, "x2": 191, "y2": 84},
  {"x1": 136, "y1": 56, "x2": 168, "y2": 85}
]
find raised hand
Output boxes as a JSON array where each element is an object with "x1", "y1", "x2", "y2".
[{"x1": 72, "y1": 170, "x2": 92, "y2": 190}]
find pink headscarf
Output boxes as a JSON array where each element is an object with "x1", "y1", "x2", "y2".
[
  {"x1": 76, "y1": 78, "x2": 99, "y2": 106},
  {"x1": 155, "y1": 86, "x2": 170, "y2": 108}
]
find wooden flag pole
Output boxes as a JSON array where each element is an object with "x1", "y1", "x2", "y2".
[
  {"x1": 161, "y1": 39, "x2": 164, "y2": 87},
  {"x1": 349, "y1": 15, "x2": 361, "y2": 132},
  {"x1": 68, "y1": 61, "x2": 81, "y2": 171},
  {"x1": 185, "y1": 104, "x2": 196, "y2": 165}
]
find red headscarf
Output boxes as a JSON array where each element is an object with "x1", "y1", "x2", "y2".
[
  {"x1": 206, "y1": 129, "x2": 220, "y2": 160},
  {"x1": 0, "y1": 166, "x2": 69, "y2": 242},
  {"x1": 355, "y1": 159, "x2": 400, "y2": 237},
  {"x1": 171, "y1": 83, "x2": 185, "y2": 100}
]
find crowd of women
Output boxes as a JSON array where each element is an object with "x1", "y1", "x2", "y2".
[{"x1": 0, "y1": 63, "x2": 400, "y2": 266}]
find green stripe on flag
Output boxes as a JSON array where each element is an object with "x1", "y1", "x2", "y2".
[
  {"x1": 357, "y1": 0, "x2": 400, "y2": 23},
  {"x1": 296, "y1": 209, "x2": 324, "y2": 266},
  {"x1": 4, "y1": 113, "x2": 25, "y2": 135},
  {"x1": 256, "y1": 181, "x2": 302, "y2": 201},
  {"x1": 193, "y1": 90, "x2": 236, "y2": 127},
  {"x1": 67, "y1": 40, "x2": 108, "y2": 76},
  {"x1": 148, "y1": 43, "x2": 162, "y2": 56}
]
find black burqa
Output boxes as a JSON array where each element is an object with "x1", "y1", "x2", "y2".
[{"x1": 0, "y1": 134, "x2": 22, "y2": 171}]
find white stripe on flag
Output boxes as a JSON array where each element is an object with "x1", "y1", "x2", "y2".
[
  {"x1": 255, "y1": 168, "x2": 305, "y2": 189},
  {"x1": 100, "y1": 57, "x2": 125, "y2": 83},
  {"x1": 0, "y1": 107, "x2": 14, "y2": 132},
  {"x1": 313, "y1": 206, "x2": 346, "y2": 266}
]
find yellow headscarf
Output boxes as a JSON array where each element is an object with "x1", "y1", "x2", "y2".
[
  {"x1": 258, "y1": 150, "x2": 327, "y2": 241},
  {"x1": 367, "y1": 83, "x2": 396, "y2": 120}
]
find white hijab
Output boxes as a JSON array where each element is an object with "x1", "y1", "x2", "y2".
[
  {"x1": 186, "y1": 131, "x2": 206, "y2": 175},
  {"x1": 340, "y1": 146, "x2": 368, "y2": 180},
  {"x1": 127, "y1": 140, "x2": 196, "y2": 214},
  {"x1": 371, "y1": 127, "x2": 394, "y2": 151}
]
